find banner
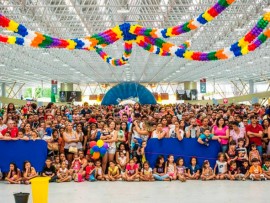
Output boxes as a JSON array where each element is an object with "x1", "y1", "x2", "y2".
[
  {"x1": 51, "y1": 80, "x2": 57, "y2": 102},
  {"x1": 0, "y1": 140, "x2": 47, "y2": 172},
  {"x1": 145, "y1": 138, "x2": 220, "y2": 168},
  {"x1": 200, "y1": 78, "x2": 206, "y2": 93}
]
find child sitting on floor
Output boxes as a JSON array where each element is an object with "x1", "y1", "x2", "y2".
[
  {"x1": 57, "y1": 162, "x2": 71, "y2": 183},
  {"x1": 187, "y1": 157, "x2": 200, "y2": 180},
  {"x1": 214, "y1": 153, "x2": 228, "y2": 180},
  {"x1": 42, "y1": 158, "x2": 57, "y2": 182},
  {"x1": 85, "y1": 160, "x2": 96, "y2": 181},
  {"x1": 153, "y1": 155, "x2": 170, "y2": 181},
  {"x1": 249, "y1": 158, "x2": 266, "y2": 181},
  {"x1": 237, "y1": 159, "x2": 249, "y2": 181},
  {"x1": 228, "y1": 161, "x2": 238, "y2": 180},
  {"x1": 262, "y1": 158, "x2": 270, "y2": 180},
  {"x1": 95, "y1": 160, "x2": 104, "y2": 181},
  {"x1": 176, "y1": 157, "x2": 186, "y2": 182},
  {"x1": 140, "y1": 161, "x2": 154, "y2": 181},
  {"x1": 5, "y1": 162, "x2": 21, "y2": 184},
  {"x1": 123, "y1": 158, "x2": 140, "y2": 181},
  {"x1": 201, "y1": 160, "x2": 215, "y2": 181},
  {"x1": 22, "y1": 161, "x2": 37, "y2": 184},
  {"x1": 105, "y1": 161, "x2": 121, "y2": 181},
  {"x1": 166, "y1": 154, "x2": 176, "y2": 180}
]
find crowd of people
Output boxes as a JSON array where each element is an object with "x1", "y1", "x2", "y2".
[{"x1": 1, "y1": 101, "x2": 270, "y2": 183}]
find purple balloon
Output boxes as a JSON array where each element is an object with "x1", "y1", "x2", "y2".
[{"x1": 103, "y1": 142, "x2": 109, "y2": 149}]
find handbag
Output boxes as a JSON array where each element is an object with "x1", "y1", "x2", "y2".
[
  {"x1": 69, "y1": 146, "x2": 78, "y2": 153},
  {"x1": 48, "y1": 142, "x2": 59, "y2": 151}
]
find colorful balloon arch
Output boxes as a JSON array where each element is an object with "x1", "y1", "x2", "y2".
[{"x1": 0, "y1": 0, "x2": 270, "y2": 66}]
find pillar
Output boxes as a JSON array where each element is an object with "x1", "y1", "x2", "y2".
[
  {"x1": 249, "y1": 80, "x2": 254, "y2": 94},
  {"x1": 1, "y1": 83, "x2": 6, "y2": 97}
]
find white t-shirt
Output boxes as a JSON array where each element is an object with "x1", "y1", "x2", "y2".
[
  {"x1": 216, "y1": 160, "x2": 227, "y2": 174},
  {"x1": 169, "y1": 128, "x2": 184, "y2": 139}
]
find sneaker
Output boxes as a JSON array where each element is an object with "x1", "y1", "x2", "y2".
[
  {"x1": 251, "y1": 177, "x2": 254, "y2": 181},
  {"x1": 242, "y1": 178, "x2": 246, "y2": 181},
  {"x1": 261, "y1": 177, "x2": 267, "y2": 181}
]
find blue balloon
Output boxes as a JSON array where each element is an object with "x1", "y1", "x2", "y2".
[
  {"x1": 100, "y1": 147, "x2": 107, "y2": 155},
  {"x1": 92, "y1": 146, "x2": 100, "y2": 152}
]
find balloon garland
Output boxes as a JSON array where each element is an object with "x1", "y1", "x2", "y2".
[
  {"x1": 0, "y1": 0, "x2": 269, "y2": 66},
  {"x1": 88, "y1": 140, "x2": 108, "y2": 160}
]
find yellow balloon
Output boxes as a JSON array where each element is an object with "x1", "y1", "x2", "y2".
[{"x1": 97, "y1": 140, "x2": 104, "y2": 148}]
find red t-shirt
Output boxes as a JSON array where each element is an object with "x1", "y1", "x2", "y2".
[
  {"x1": 246, "y1": 124, "x2": 263, "y2": 146},
  {"x1": 126, "y1": 164, "x2": 138, "y2": 175},
  {"x1": 1, "y1": 127, "x2": 18, "y2": 138},
  {"x1": 85, "y1": 165, "x2": 95, "y2": 179}
]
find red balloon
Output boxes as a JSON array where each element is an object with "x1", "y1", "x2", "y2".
[
  {"x1": 86, "y1": 149, "x2": 90, "y2": 155},
  {"x1": 89, "y1": 141, "x2": 97, "y2": 148}
]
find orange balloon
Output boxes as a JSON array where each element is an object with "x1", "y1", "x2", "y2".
[{"x1": 92, "y1": 152, "x2": 100, "y2": 160}]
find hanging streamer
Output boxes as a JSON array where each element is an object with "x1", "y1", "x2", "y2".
[{"x1": 0, "y1": 0, "x2": 269, "y2": 66}]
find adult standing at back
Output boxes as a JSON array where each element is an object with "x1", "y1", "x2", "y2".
[
  {"x1": 1, "y1": 119, "x2": 18, "y2": 138},
  {"x1": 246, "y1": 115, "x2": 263, "y2": 156},
  {"x1": 63, "y1": 122, "x2": 80, "y2": 167},
  {"x1": 100, "y1": 121, "x2": 117, "y2": 173},
  {"x1": 212, "y1": 117, "x2": 229, "y2": 152}
]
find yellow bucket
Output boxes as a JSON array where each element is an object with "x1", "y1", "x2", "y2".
[{"x1": 29, "y1": 177, "x2": 50, "y2": 203}]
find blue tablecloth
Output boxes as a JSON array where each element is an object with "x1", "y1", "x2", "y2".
[
  {"x1": 145, "y1": 138, "x2": 220, "y2": 168},
  {"x1": 0, "y1": 140, "x2": 47, "y2": 172}
]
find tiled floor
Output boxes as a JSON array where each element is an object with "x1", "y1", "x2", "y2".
[{"x1": 1, "y1": 180, "x2": 269, "y2": 203}]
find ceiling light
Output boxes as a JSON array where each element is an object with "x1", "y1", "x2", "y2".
[
  {"x1": 235, "y1": 66, "x2": 240, "y2": 68},
  {"x1": 117, "y1": 9, "x2": 130, "y2": 14},
  {"x1": 186, "y1": 63, "x2": 192, "y2": 65},
  {"x1": 0, "y1": 64, "x2": 5, "y2": 66},
  {"x1": 63, "y1": 64, "x2": 68, "y2": 67},
  {"x1": 69, "y1": 68, "x2": 75, "y2": 70},
  {"x1": 54, "y1": 59, "x2": 60, "y2": 61},
  {"x1": 42, "y1": 52, "x2": 49, "y2": 55},
  {"x1": 225, "y1": 69, "x2": 231, "y2": 72},
  {"x1": 13, "y1": 68, "x2": 18, "y2": 70},
  {"x1": 248, "y1": 61, "x2": 253, "y2": 64},
  {"x1": 180, "y1": 67, "x2": 185, "y2": 70},
  {"x1": 25, "y1": 71, "x2": 29, "y2": 74},
  {"x1": 75, "y1": 71, "x2": 80, "y2": 74},
  {"x1": 235, "y1": 28, "x2": 245, "y2": 31},
  {"x1": 263, "y1": 56, "x2": 270, "y2": 59},
  {"x1": 176, "y1": 70, "x2": 180, "y2": 73},
  {"x1": 124, "y1": 63, "x2": 130, "y2": 66}
]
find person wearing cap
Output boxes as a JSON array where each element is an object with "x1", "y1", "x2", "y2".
[{"x1": 246, "y1": 115, "x2": 263, "y2": 156}]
